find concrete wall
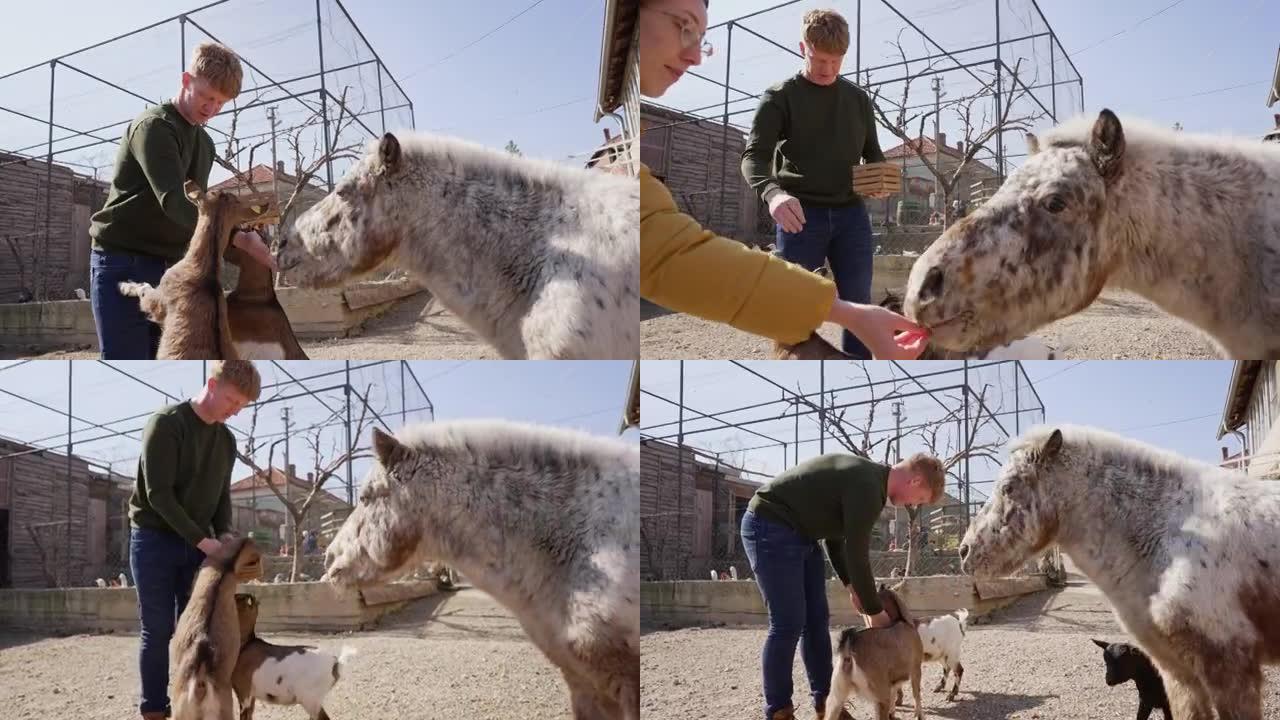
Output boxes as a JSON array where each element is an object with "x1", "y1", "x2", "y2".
[
  {"x1": 641, "y1": 574, "x2": 1048, "y2": 629},
  {"x1": 0, "y1": 579, "x2": 440, "y2": 634},
  {"x1": 0, "y1": 279, "x2": 423, "y2": 352}
]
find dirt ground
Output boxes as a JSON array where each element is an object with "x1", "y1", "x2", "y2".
[
  {"x1": 640, "y1": 574, "x2": 1280, "y2": 719},
  {"x1": 0, "y1": 586, "x2": 566, "y2": 719},
  {"x1": 641, "y1": 290, "x2": 1220, "y2": 360},
  {"x1": 0, "y1": 294, "x2": 501, "y2": 360}
]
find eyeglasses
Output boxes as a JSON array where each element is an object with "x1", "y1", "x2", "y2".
[{"x1": 650, "y1": 8, "x2": 714, "y2": 57}]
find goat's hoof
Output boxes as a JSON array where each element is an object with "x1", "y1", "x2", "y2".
[{"x1": 946, "y1": 693, "x2": 958, "y2": 702}]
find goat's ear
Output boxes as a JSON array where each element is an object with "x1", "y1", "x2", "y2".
[
  {"x1": 1092, "y1": 638, "x2": 1110, "y2": 650},
  {"x1": 1088, "y1": 109, "x2": 1125, "y2": 180},
  {"x1": 372, "y1": 426, "x2": 409, "y2": 467},
  {"x1": 379, "y1": 133, "x2": 401, "y2": 173},
  {"x1": 1025, "y1": 132, "x2": 1041, "y2": 156},
  {"x1": 184, "y1": 179, "x2": 204, "y2": 204}
]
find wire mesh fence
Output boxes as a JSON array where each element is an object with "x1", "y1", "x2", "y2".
[
  {"x1": 0, "y1": 360, "x2": 435, "y2": 588},
  {"x1": 0, "y1": 0, "x2": 413, "y2": 301},
  {"x1": 640, "y1": 360, "x2": 1058, "y2": 582}
]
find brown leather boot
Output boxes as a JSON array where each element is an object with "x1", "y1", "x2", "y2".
[{"x1": 770, "y1": 706, "x2": 795, "y2": 720}]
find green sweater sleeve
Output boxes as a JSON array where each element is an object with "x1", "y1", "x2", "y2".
[
  {"x1": 131, "y1": 117, "x2": 198, "y2": 230},
  {"x1": 862, "y1": 96, "x2": 886, "y2": 163},
  {"x1": 741, "y1": 90, "x2": 785, "y2": 203},
  {"x1": 211, "y1": 472, "x2": 232, "y2": 536},
  {"x1": 141, "y1": 414, "x2": 208, "y2": 545},
  {"x1": 834, "y1": 496, "x2": 883, "y2": 615}
]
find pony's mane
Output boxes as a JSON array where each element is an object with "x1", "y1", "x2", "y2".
[
  {"x1": 366, "y1": 130, "x2": 628, "y2": 189},
  {"x1": 393, "y1": 418, "x2": 635, "y2": 468},
  {"x1": 1009, "y1": 424, "x2": 1217, "y2": 476},
  {"x1": 1040, "y1": 113, "x2": 1280, "y2": 161}
]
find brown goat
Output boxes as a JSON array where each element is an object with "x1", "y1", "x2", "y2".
[
  {"x1": 119, "y1": 181, "x2": 264, "y2": 359},
  {"x1": 824, "y1": 586, "x2": 924, "y2": 720},
  {"x1": 170, "y1": 538, "x2": 264, "y2": 720},
  {"x1": 224, "y1": 243, "x2": 309, "y2": 359}
]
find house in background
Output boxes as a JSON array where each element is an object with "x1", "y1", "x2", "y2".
[
  {"x1": 640, "y1": 102, "x2": 764, "y2": 245},
  {"x1": 1218, "y1": 361, "x2": 1280, "y2": 478},
  {"x1": 0, "y1": 436, "x2": 132, "y2": 588},
  {"x1": 227, "y1": 464, "x2": 351, "y2": 544},
  {"x1": 0, "y1": 153, "x2": 109, "y2": 302},
  {"x1": 594, "y1": 0, "x2": 640, "y2": 175},
  {"x1": 875, "y1": 133, "x2": 1000, "y2": 225}
]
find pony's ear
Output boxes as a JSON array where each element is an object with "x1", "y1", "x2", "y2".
[
  {"x1": 372, "y1": 426, "x2": 410, "y2": 467},
  {"x1": 1088, "y1": 109, "x2": 1125, "y2": 180},
  {"x1": 379, "y1": 133, "x2": 402, "y2": 174},
  {"x1": 1040, "y1": 428, "x2": 1064, "y2": 461},
  {"x1": 1025, "y1": 132, "x2": 1041, "y2": 156},
  {"x1": 1092, "y1": 638, "x2": 1110, "y2": 650}
]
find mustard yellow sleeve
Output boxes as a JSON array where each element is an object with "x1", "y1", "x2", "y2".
[{"x1": 639, "y1": 165, "x2": 837, "y2": 345}]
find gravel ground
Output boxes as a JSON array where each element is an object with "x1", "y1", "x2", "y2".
[
  {"x1": 639, "y1": 574, "x2": 1280, "y2": 719},
  {"x1": 0, "y1": 587, "x2": 566, "y2": 719},
  {"x1": 0, "y1": 294, "x2": 500, "y2": 360},
  {"x1": 641, "y1": 291, "x2": 1220, "y2": 360}
]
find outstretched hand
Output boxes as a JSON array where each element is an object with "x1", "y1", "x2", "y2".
[{"x1": 827, "y1": 300, "x2": 929, "y2": 360}]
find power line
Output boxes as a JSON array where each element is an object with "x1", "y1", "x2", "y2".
[
  {"x1": 402, "y1": 0, "x2": 552, "y2": 81},
  {"x1": 1114, "y1": 412, "x2": 1219, "y2": 433},
  {"x1": 1031, "y1": 361, "x2": 1086, "y2": 385},
  {"x1": 1155, "y1": 80, "x2": 1268, "y2": 103},
  {"x1": 1069, "y1": 0, "x2": 1189, "y2": 57}
]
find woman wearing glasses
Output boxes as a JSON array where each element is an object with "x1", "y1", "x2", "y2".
[{"x1": 637, "y1": 0, "x2": 927, "y2": 360}]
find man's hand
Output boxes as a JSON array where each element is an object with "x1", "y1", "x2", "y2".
[
  {"x1": 864, "y1": 190, "x2": 892, "y2": 200},
  {"x1": 768, "y1": 192, "x2": 806, "y2": 234},
  {"x1": 867, "y1": 610, "x2": 893, "y2": 629},
  {"x1": 196, "y1": 537, "x2": 223, "y2": 557},
  {"x1": 232, "y1": 229, "x2": 279, "y2": 271}
]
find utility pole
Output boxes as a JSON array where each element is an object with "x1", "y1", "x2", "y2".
[
  {"x1": 266, "y1": 106, "x2": 281, "y2": 223},
  {"x1": 280, "y1": 405, "x2": 292, "y2": 545},
  {"x1": 930, "y1": 77, "x2": 945, "y2": 216},
  {"x1": 892, "y1": 400, "x2": 905, "y2": 462}
]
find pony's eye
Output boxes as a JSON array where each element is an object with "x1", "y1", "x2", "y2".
[{"x1": 1043, "y1": 194, "x2": 1067, "y2": 213}]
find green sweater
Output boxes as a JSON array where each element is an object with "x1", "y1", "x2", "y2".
[
  {"x1": 741, "y1": 73, "x2": 886, "y2": 208},
  {"x1": 90, "y1": 101, "x2": 215, "y2": 261},
  {"x1": 748, "y1": 453, "x2": 889, "y2": 614},
  {"x1": 129, "y1": 402, "x2": 234, "y2": 546}
]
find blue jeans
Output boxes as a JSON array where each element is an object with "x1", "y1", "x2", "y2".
[
  {"x1": 775, "y1": 202, "x2": 874, "y2": 358},
  {"x1": 130, "y1": 526, "x2": 205, "y2": 716},
  {"x1": 90, "y1": 248, "x2": 171, "y2": 360},
  {"x1": 740, "y1": 510, "x2": 833, "y2": 719}
]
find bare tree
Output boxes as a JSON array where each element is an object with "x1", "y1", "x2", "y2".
[
  {"x1": 236, "y1": 389, "x2": 376, "y2": 581},
  {"x1": 867, "y1": 32, "x2": 1047, "y2": 227},
  {"x1": 781, "y1": 362, "x2": 916, "y2": 463}
]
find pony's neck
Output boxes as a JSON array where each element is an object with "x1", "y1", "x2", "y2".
[
  {"x1": 1103, "y1": 142, "x2": 1262, "y2": 343},
  {"x1": 1051, "y1": 453, "x2": 1173, "y2": 597},
  {"x1": 393, "y1": 170, "x2": 543, "y2": 356},
  {"x1": 410, "y1": 455, "x2": 554, "y2": 604}
]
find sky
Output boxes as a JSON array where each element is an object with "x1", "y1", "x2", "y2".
[
  {"x1": 0, "y1": 0, "x2": 616, "y2": 185},
  {"x1": 640, "y1": 360, "x2": 1236, "y2": 504},
  {"x1": 651, "y1": 0, "x2": 1280, "y2": 172},
  {"x1": 0, "y1": 360, "x2": 637, "y2": 501}
]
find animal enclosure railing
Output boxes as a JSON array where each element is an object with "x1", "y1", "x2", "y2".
[
  {"x1": 0, "y1": 360, "x2": 434, "y2": 589},
  {"x1": 0, "y1": 0, "x2": 414, "y2": 301},
  {"x1": 641, "y1": 0, "x2": 1084, "y2": 245},
  {"x1": 639, "y1": 359, "x2": 1049, "y2": 581}
]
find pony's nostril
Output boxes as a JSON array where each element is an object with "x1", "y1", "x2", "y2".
[{"x1": 920, "y1": 266, "x2": 945, "y2": 302}]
